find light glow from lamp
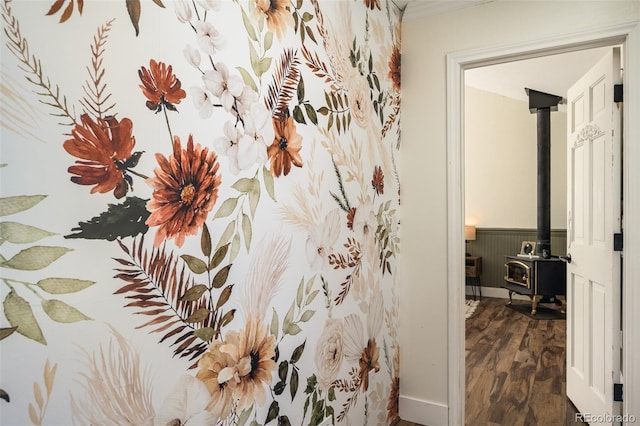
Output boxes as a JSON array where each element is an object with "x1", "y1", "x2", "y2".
[{"x1": 464, "y1": 225, "x2": 476, "y2": 241}]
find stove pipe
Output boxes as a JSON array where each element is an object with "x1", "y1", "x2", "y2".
[{"x1": 525, "y1": 88, "x2": 563, "y2": 258}]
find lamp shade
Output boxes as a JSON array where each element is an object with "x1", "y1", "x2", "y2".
[{"x1": 464, "y1": 225, "x2": 476, "y2": 241}]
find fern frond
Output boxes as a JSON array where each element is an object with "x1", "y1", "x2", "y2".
[
  {"x1": 79, "y1": 19, "x2": 116, "y2": 120},
  {"x1": 264, "y1": 48, "x2": 300, "y2": 117},
  {"x1": 113, "y1": 236, "x2": 213, "y2": 365},
  {"x1": 1, "y1": 1, "x2": 77, "y2": 126}
]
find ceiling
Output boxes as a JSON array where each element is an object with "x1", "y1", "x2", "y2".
[
  {"x1": 393, "y1": 1, "x2": 617, "y2": 109},
  {"x1": 465, "y1": 47, "x2": 614, "y2": 108}
]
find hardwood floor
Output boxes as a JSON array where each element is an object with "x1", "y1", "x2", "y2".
[
  {"x1": 465, "y1": 297, "x2": 584, "y2": 426},
  {"x1": 394, "y1": 297, "x2": 583, "y2": 426}
]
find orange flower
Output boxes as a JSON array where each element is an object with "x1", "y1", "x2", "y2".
[
  {"x1": 388, "y1": 45, "x2": 401, "y2": 92},
  {"x1": 252, "y1": 0, "x2": 294, "y2": 40},
  {"x1": 138, "y1": 59, "x2": 187, "y2": 112},
  {"x1": 63, "y1": 114, "x2": 141, "y2": 199},
  {"x1": 358, "y1": 338, "x2": 380, "y2": 392},
  {"x1": 267, "y1": 112, "x2": 303, "y2": 177},
  {"x1": 364, "y1": 0, "x2": 381, "y2": 10},
  {"x1": 372, "y1": 165, "x2": 384, "y2": 195},
  {"x1": 220, "y1": 316, "x2": 277, "y2": 411},
  {"x1": 146, "y1": 135, "x2": 221, "y2": 247}
]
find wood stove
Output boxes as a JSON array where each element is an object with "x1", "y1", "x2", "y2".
[{"x1": 503, "y1": 88, "x2": 568, "y2": 315}]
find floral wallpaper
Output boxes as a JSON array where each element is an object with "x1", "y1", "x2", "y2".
[{"x1": 0, "y1": 0, "x2": 401, "y2": 425}]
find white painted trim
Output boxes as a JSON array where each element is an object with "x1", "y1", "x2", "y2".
[
  {"x1": 446, "y1": 21, "x2": 640, "y2": 425},
  {"x1": 399, "y1": 395, "x2": 448, "y2": 426},
  {"x1": 622, "y1": 23, "x2": 640, "y2": 423}
]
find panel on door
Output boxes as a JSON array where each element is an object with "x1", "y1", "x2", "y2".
[{"x1": 566, "y1": 47, "x2": 622, "y2": 425}]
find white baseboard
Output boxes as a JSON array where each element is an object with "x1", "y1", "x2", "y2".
[
  {"x1": 466, "y1": 285, "x2": 530, "y2": 301},
  {"x1": 399, "y1": 395, "x2": 448, "y2": 426}
]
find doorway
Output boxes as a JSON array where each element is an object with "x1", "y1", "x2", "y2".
[{"x1": 445, "y1": 23, "x2": 640, "y2": 426}]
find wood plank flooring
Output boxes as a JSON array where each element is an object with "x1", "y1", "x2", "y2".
[
  {"x1": 466, "y1": 297, "x2": 584, "y2": 426},
  {"x1": 395, "y1": 297, "x2": 584, "y2": 426}
]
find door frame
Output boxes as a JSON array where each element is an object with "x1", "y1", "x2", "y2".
[{"x1": 446, "y1": 22, "x2": 640, "y2": 425}]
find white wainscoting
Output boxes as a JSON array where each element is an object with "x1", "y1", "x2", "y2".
[{"x1": 399, "y1": 395, "x2": 448, "y2": 426}]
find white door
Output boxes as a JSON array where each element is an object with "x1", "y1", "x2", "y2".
[{"x1": 566, "y1": 48, "x2": 622, "y2": 425}]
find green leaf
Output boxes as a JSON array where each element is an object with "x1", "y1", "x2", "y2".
[
  {"x1": 290, "y1": 368, "x2": 299, "y2": 400},
  {"x1": 328, "y1": 386, "x2": 336, "y2": 401},
  {"x1": 0, "y1": 195, "x2": 46, "y2": 217},
  {"x1": 274, "y1": 380, "x2": 285, "y2": 396},
  {"x1": 300, "y1": 310, "x2": 315, "y2": 322},
  {"x1": 230, "y1": 233, "x2": 241, "y2": 262},
  {"x1": 284, "y1": 322, "x2": 302, "y2": 336},
  {"x1": 249, "y1": 42, "x2": 261, "y2": 77},
  {"x1": 181, "y1": 255, "x2": 208, "y2": 274},
  {"x1": 305, "y1": 289, "x2": 320, "y2": 306},
  {"x1": 0, "y1": 222, "x2": 55, "y2": 244},
  {"x1": 283, "y1": 302, "x2": 295, "y2": 330},
  {"x1": 304, "y1": 103, "x2": 318, "y2": 125},
  {"x1": 278, "y1": 360, "x2": 289, "y2": 382},
  {"x1": 296, "y1": 278, "x2": 304, "y2": 308},
  {"x1": 193, "y1": 327, "x2": 214, "y2": 342},
  {"x1": 0, "y1": 326, "x2": 18, "y2": 341},
  {"x1": 3, "y1": 290, "x2": 47, "y2": 345},
  {"x1": 305, "y1": 25, "x2": 317, "y2": 44},
  {"x1": 248, "y1": 179, "x2": 260, "y2": 218},
  {"x1": 270, "y1": 308, "x2": 279, "y2": 338},
  {"x1": 302, "y1": 11, "x2": 313, "y2": 22},
  {"x1": 291, "y1": 339, "x2": 306, "y2": 363},
  {"x1": 2, "y1": 246, "x2": 71, "y2": 271},
  {"x1": 36, "y1": 278, "x2": 94, "y2": 294},
  {"x1": 220, "y1": 309, "x2": 235, "y2": 327},
  {"x1": 293, "y1": 105, "x2": 306, "y2": 124},
  {"x1": 232, "y1": 178, "x2": 254, "y2": 193},
  {"x1": 185, "y1": 308, "x2": 210, "y2": 323},
  {"x1": 278, "y1": 415, "x2": 291, "y2": 426},
  {"x1": 215, "y1": 198, "x2": 238, "y2": 219},
  {"x1": 217, "y1": 221, "x2": 235, "y2": 251},
  {"x1": 262, "y1": 166, "x2": 276, "y2": 201},
  {"x1": 297, "y1": 75, "x2": 305, "y2": 102},
  {"x1": 216, "y1": 284, "x2": 233, "y2": 308},
  {"x1": 257, "y1": 57, "x2": 272, "y2": 77},
  {"x1": 241, "y1": 7, "x2": 257, "y2": 41},
  {"x1": 180, "y1": 284, "x2": 208, "y2": 302},
  {"x1": 201, "y1": 223, "x2": 212, "y2": 257},
  {"x1": 264, "y1": 31, "x2": 274, "y2": 50},
  {"x1": 42, "y1": 299, "x2": 91, "y2": 323},
  {"x1": 65, "y1": 196, "x2": 150, "y2": 241},
  {"x1": 237, "y1": 408, "x2": 252, "y2": 426},
  {"x1": 265, "y1": 400, "x2": 279, "y2": 424},
  {"x1": 317, "y1": 106, "x2": 329, "y2": 116},
  {"x1": 210, "y1": 243, "x2": 229, "y2": 270},
  {"x1": 212, "y1": 264, "x2": 232, "y2": 289},
  {"x1": 0, "y1": 389, "x2": 9, "y2": 403},
  {"x1": 236, "y1": 66, "x2": 258, "y2": 93},
  {"x1": 241, "y1": 213, "x2": 252, "y2": 251}
]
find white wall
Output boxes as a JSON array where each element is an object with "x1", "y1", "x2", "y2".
[
  {"x1": 400, "y1": 1, "x2": 640, "y2": 424},
  {"x1": 465, "y1": 86, "x2": 567, "y2": 229}
]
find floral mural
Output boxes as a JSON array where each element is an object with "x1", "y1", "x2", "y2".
[{"x1": 0, "y1": 0, "x2": 401, "y2": 424}]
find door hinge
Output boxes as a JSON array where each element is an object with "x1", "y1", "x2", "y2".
[
  {"x1": 614, "y1": 84, "x2": 623, "y2": 102},
  {"x1": 614, "y1": 383, "x2": 623, "y2": 402},
  {"x1": 614, "y1": 233, "x2": 623, "y2": 251}
]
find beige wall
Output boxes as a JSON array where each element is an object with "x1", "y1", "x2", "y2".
[
  {"x1": 400, "y1": 1, "x2": 640, "y2": 423},
  {"x1": 465, "y1": 86, "x2": 567, "y2": 229}
]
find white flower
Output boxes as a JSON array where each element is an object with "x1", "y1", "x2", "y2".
[
  {"x1": 195, "y1": 20, "x2": 223, "y2": 56},
  {"x1": 154, "y1": 376, "x2": 217, "y2": 426},
  {"x1": 236, "y1": 102, "x2": 272, "y2": 170},
  {"x1": 203, "y1": 63, "x2": 243, "y2": 112},
  {"x1": 305, "y1": 208, "x2": 341, "y2": 270},
  {"x1": 196, "y1": 0, "x2": 221, "y2": 11},
  {"x1": 191, "y1": 86, "x2": 214, "y2": 118},
  {"x1": 346, "y1": 70, "x2": 372, "y2": 128},
  {"x1": 314, "y1": 318, "x2": 344, "y2": 391},
  {"x1": 184, "y1": 45, "x2": 201, "y2": 68},
  {"x1": 214, "y1": 120, "x2": 244, "y2": 174},
  {"x1": 235, "y1": 85, "x2": 258, "y2": 117},
  {"x1": 174, "y1": 0, "x2": 193, "y2": 23},
  {"x1": 353, "y1": 196, "x2": 377, "y2": 246}
]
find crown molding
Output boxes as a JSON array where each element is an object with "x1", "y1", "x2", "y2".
[{"x1": 402, "y1": 0, "x2": 493, "y2": 22}]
